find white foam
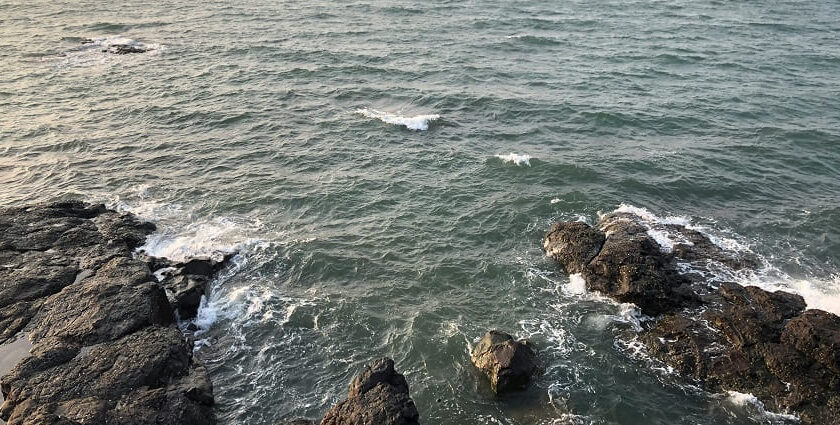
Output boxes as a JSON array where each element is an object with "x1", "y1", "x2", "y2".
[
  {"x1": 550, "y1": 198, "x2": 561, "y2": 204},
  {"x1": 112, "y1": 195, "x2": 264, "y2": 263},
  {"x1": 494, "y1": 153, "x2": 532, "y2": 166},
  {"x1": 139, "y1": 217, "x2": 261, "y2": 263},
  {"x1": 355, "y1": 108, "x2": 439, "y2": 131},
  {"x1": 725, "y1": 391, "x2": 798, "y2": 422},
  {"x1": 565, "y1": 273, "x2": 588, "y2": 295},
  {"x1": 611, "y1": 203, "x2": 691, "y2": 226}
]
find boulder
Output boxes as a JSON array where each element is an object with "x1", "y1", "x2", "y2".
[
  {"x1": 470, "y1": 330, "x2": 541, "y2": 394},
  {"x1": 320, "y1": 358, "x2": 419, "y2": 425}
]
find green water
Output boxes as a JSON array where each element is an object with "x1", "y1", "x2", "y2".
[{"x1": 1, "y1": 0, "x2": 839, "y2": 423}]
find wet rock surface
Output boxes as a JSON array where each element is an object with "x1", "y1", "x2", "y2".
[
  {"x1": 319, "y1": 357, "x2": 420, "y2": 425},
  {"x1": 544, "y1": 212, "x2": 840, "y2": 425},
  {"x1": 470, "y1": 330, "x2": 541, "y2": 394},
  {"x1": 0, "y1": 201, "x2": 226, "y2": 425}
]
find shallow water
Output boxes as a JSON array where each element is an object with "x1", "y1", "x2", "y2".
[
  {"x1": 0, "y1": 334, "x2": 33, "y2": 423},
  {"x1": 1, "y1": 0, "x2": 839, "y2": 424}
]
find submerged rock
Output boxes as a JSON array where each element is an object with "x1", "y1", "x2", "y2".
[
  {"x1": 104, "y1": 44, "x2": 148, "y2": 54},
  {"x1": 0, "y1": 201, "x2": 220, "y2": 425},
  {"x1": 544, "y1": 211, "x2": 840, "y2": 424},
  {"x1": 470, "y1": 330, "x2": 541, "y2": 394},
  {"x1": 320, "y1": 357, "x2": 420, "y2": 425}
]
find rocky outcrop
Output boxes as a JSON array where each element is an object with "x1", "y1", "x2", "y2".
[
  {"x1": 470, "y1": 331, "x2": 541, "y2": 394},
  {"x1": 319, "y1": 358, "x2": 420, "y2": 425},
  {"x1": 544, "y1": 211, "x2": 840, "y2": 424},
  {"x1": 0, "y1": 201, "x2": 225, "y2": 425},
  {"x1": 544, "y1": 214, "x2": 698, "y2": 315}
]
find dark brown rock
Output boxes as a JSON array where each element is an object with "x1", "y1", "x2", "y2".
[
  {"x1": 544, "y1": 214, "x2": 696, "y2": 315},
  {"x1": 781, "y1": 309, "x2": 840, "y2": 373},
  {"x1": 320, "y1": 358, "x2": 419, "y2": 425},
  {"x1": 542, "y1": 221, "x2": 604, "y2": 274},
  {"x1": 470, "y1": 330, "x2": 541, "y2": 394}
]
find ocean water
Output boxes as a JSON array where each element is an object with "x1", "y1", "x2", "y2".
[{"x1": 2, "y1": 0, "x2": 840, "y2": 424}]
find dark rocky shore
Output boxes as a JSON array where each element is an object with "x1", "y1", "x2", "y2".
[
  {"x1": 0, "y1": 201, "x2": 423, "y2": 425},
  {"x1": 0, "y1": 201, "x2": 219, "y2": 425},
  {"x1": 544, "y1": 212, "x2": 840, "y2": 424}
]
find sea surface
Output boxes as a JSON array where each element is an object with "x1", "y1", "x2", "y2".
[{"x1": 2, "y1": 0, "x2": 839, "y2": 424}]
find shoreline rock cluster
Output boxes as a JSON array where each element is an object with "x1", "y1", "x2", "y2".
[
  {"x1": 0, "y1": 201, "x2": 220, "y2": 424},
  {"x1": 544, "y1": 212, "x2": 840, "y2": 424},
  {"x1": 8, "y1": 200, "x2": 834, "y2": 424},
  {"x1": 0, "y1": 201, "x2": 428, "y2": 425}
]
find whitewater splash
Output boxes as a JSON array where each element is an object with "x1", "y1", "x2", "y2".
[
  {"x1": 605, "y1": 204, "x2": 840, "y2": 316},
  {"x1": 494, "y1": 153, "x2": 532, "y2": 166},
  {"x1": 110, "y1": 192, "x2": 265, "y2": 263},
  {"x1": 724, "y1": 391, "x2": 798, "y2": 423},
  {"x1": 355, "y1": 108, "x2": 440, "y2": 131}
]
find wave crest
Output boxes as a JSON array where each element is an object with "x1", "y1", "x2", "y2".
[{"x1": 355, "y1": 108, "x2": 440, "y2": 131}]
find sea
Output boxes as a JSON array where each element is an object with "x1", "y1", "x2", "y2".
[{"x1": 1, "y1": 0, "x2": 839, "y2": 424}]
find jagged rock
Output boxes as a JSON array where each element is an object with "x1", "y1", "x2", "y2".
[
  {"x1": 470, "y1": 330, "x2": 541, "y2": 394},
  {"x1": 544, "y1": 213, "x2": 695, "y2": 315},
  {"x1": 642, "y1": 287, "x2": 840, "y2": 425},
  {"x1": 149, "y1": 255, "x2": 232, "y2": 320},
  {"x1": 666, "y1": 224, "x2": 760, "y2": 271},
  {"x1": 162, "y1": 275, "x2": 209, "y2": 319},
  {"x1": 0, "y1": 201, "x2": 218, "y2": 425},
  {"x1": 545, "y1": 210, "x2": 840, "y2": 424},
  {"x1": 320, "y1": 358, "x2": 419, "y2": 425},
  {"x1": 781, "y1": 309, "x2": 840, "y2": 373},
  {"x1": 543, "y1": 221, "x2": 604, "y2": 274}
]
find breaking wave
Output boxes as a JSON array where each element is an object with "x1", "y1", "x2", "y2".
[
  {"x1": 494, "y1": 153, "x2": 532, "y2": 166},
  {"x1": 355, "y1": 108, "x2": 440, "y2": 131}
]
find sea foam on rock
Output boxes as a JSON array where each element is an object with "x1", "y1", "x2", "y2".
[
  {"x1": 544, "y1": 210, "x2": 840, "y2": 425},
  {"x1": 0, "y1": 201, "x2": 226, "y2": 425}
]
